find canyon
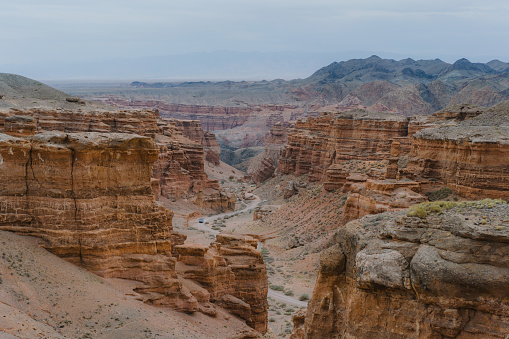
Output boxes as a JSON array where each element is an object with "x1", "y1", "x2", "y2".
[
  {"x1": 0, "y1": 126, "x2": 267, "y2": 333},
  {"x1": 2, "y1": 60, "x2": 509, "y2": 338}
]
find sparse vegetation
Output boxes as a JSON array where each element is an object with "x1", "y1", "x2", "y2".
[
  {"x1": 426, "y1": 187, "x2": 453, "y2": 201},
  {"x1": 269, "y1": 284, "x2": 284, "y2": 291},
  {"x1": 407, "y1": 199, "x2": 506, "y2": 219},
  {"x1": 299, "y1": 294, "x2": 310, "y2": 301}
]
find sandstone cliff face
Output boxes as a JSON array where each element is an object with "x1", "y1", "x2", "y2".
[
  {"x1": 279, "y1": 104, "x2": 509, "y2": 201},
  {"x1": 0, "y1": 131, "x2": 194, "y2": 309},
  {"x1": 292, "y1": 201, "x2": 509, "y2": 338},
  {"x1": 154, "y1": 122, "x2": 235, "y2": 212},
  {"x1": 176, "y1": 234, "x2": 268, "y2": 333},
  {"x1": 104, "y1": 100, "x2": 253, "y2": 132},
  {"x1": 163, "y1": 118, "x2": 221, "y2": 165},
  {"x1": 0, "y1": 108, "x2": 159, "y2": 137},
  {"x1": 249, "y1": 123, "x2": 288, "y2": 183},
  {"x1": 279, "y1": 110, "x2": 409, "y2": 182},
  {"x1": 406, "y1": 103, "x2": 509, "y2": 199},
  {"x1": 0, "y1": 109, "x2": 233, "y2": 212},
  {"x1": 0, "y1": 130, "x2": 266, "y2": 332}
]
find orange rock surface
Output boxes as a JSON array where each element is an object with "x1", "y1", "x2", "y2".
[
  {"x1": 0, "y1": 131, "x2": 196, "y2": 309},
  {"x1": 406, "y1": 103, "x2": 509, "y2": 199},
  {"x1": 176, "y1": 234, "x2": 268, "y2": 333},
  {"x1": 292, "y1": 203, "x2": 509, "y2": 338},
  {"x1": 279, "y1": 110, "x2": 409, "y2": 181},
  {"x1": 0, "y1": 108, "x2": 233, "y2": 212},
  {"x1": 154, "y1": 121, "x2": 235, "y2": 212},
  {"x1": 249, "y1": 122, "x2": 288, "y2": 183},
  {"x1": 0, "y1": 108, "x2": 160, "y2": 137}
]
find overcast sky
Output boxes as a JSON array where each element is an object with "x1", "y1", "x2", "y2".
[{"x1": 2, "y1": 0, "x2": 509, "y2": 78}]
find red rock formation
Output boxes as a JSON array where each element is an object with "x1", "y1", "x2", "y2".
[
  {"x1": 153, "y1": 126, "x2": 235, "y2": 212},
  {"x1": 0, "y1": 109, "x2": 233, "y2": 212},
  {"x1": 405, "y1": 103, "x2": 509, "y2": 199},
  {"x1": 0, "y1": 108, "x2": 160, "y2": 137},
  {"x1": 279, "y1": 110, "x2": 409, "y2": 182},
  {"x1": 249, "y1": 122, "x2": 288, "y2": 183},
  {"x1": 3, "y1": 115, "x2": 36, "y2": 137},
  {"x1": 323, "y1": 164, "x2": 348, "y2": 191},
  {"x1": 176, "y1": 234, "x2": 268, "y2": 333},
  {"x1": 162, "y1": 118, "x2": 221, "y2": 166},
  {"x1": 0, "y1": 131, "x2": 196, "y2": 310},
  {"x1": 104, "y1": 100, "x2": 253, "y2": 131},
  {"x1": 292, "y1": 201, "x2": 509, "y2": 338}
]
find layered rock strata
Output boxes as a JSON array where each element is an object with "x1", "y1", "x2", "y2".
[
  {"x1": 162, "y1": 118, "x2": 221, "y2": 165},
  {"x1": 0, "y1": 131, "x2": 195, "y2": 309},
  {"x1": 0, "y1": 108, "x2": 160, "y2": 137},
  {"x1": 279, "y1": 110, "x2": 409, "y2": 182},
  {"x1": 406, "y1": 102, "x2": 509, "y2": 199},
  {"x1": 280, "y1": 104, "x2": 509, "y2": 200},
  {"x1": 249, "y1": 123, "x2": 288, "y2": 183},
  {"x1": 153, "y1": 129, "x2": 235, "y2": 212},
  {"x1": 0, "y1": 109, "x2": 233, "y2": 212},
  {"x1": 292, "y1": 200, "x2": 509, "y2": 338},
  {"x1": 176, "y1": 234, "x2": 268, "y2": 333}
]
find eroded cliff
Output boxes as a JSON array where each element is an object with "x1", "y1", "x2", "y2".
[
  {"x1": 292, "y1": 200, "x2": 509, "y2": 338},
  {"x1": 0, "y1": 131, "x2": 194, "y2": 309},
  {"x1": 406, "y1": 102, "x2": 509, "y2": 199},
  {"x1": 0, "y1": 130, "x2": 266, "y2": 333},
  {"x1": 279, "y1": 110, "x2": 409, "y2": 182},
  {"x1": 0, "y1": 108, "x2": 234, "y2": 212}
]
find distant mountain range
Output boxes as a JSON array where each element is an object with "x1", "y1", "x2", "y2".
[{"x1": 108, "y1": 56, "x2": 509, "y2": 115}]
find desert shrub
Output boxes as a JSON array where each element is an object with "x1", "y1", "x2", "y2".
[
  {"x1": 426, "y1": 187, "x2": 453, "y2": 201},
  {"x1": 269, "y1": 284, "x2": 284, "y2": 291},
  {"x1": 299, "y1": 294, "x2": 310, "y2": 301},
  {"x1": 284, "y1": 290, "x2": 294, "y2": 296}
]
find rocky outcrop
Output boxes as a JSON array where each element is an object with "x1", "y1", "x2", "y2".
[
  {"x1": 249, "y1": 123, "x2": 288, "y2": 183},
  {"x1": 0, "y1": 108, "x2": 160, "y2": 137},
  {"x1": 292, "y1": 200, "x2": 509, "y2": 338},
  {"x1": 279, "y1": 110, "x2": 409, "y2": 181},
  {"x1": 406, "y1": 102, "x2": 509, "y2": 199},
  {"x1": 3, "y1": 115, "x2": 36, "y2": 137},
  {"x1": 253, "y1": 206, "x2": 276, "y2": 220},
  {"x1": 323, "y1": 164, "x2": 348, "y2": 191},
  {"x1": 0, "y1": 109, "x2": 234, "y2": 212},
  {"x1": 162, "y1": 119, "x2": 221, "y2": 165},
  {"x1": 153, "y1": 124, "x2": 235, "y2": 212},
  {"x1": 104, "y1": 100, "x2": 254, "y2": 131},
  {"x1": 0, "y1": 131, "x2": 195, "y2": 309},
  {"x1": 176, "y1": 234, "x2": 268, "y2": 333}
]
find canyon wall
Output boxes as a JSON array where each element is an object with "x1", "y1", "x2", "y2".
[
  {"x1": 163, "y1": 118, "x2": 221, "y2": 165},
  {"x1": 176, "y1": 234, "x2": 268, "y2": 333},
  {"x1": 0, "y1": 131, "x2": 195, "y2": 309},
  {"x1": 279, "y1": 110, "x2": 409, "y2": 182},
  {"x1": 249, "y1": 122, "x2": 288, "y2": 183},
  {"x1": 0, "y1": 108, "x2": 159, "y2": 137},
  {"x1": 104, "y1": 100, "x2": 253, "y2": 131},
  {"x1": 0, "y1": 129, "x2": 265, "y2": 332},
  {"x1": 279, "y1": 105, "x2": 509, "y2": 201},
  {"x1": 292, "y1": 201, "x2": 509, "y2": 338},
  {"x1": 405, "y1": 103, "x2": 509, "y2": 199},
  {"x1": 0, "y1": 108, "x2": 233, "y2": 212},
  {"x1": 155, "y1": 120, "x2": 235, "y2": 211}
]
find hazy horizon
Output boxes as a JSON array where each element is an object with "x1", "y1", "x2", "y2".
[{"x1": 2, "y1": 1, "x2": 509, "y2": 80}]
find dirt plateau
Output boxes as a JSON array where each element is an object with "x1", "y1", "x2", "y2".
[{"x1": 0, "y1": 108, "x2": 267, "y2": 334}]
